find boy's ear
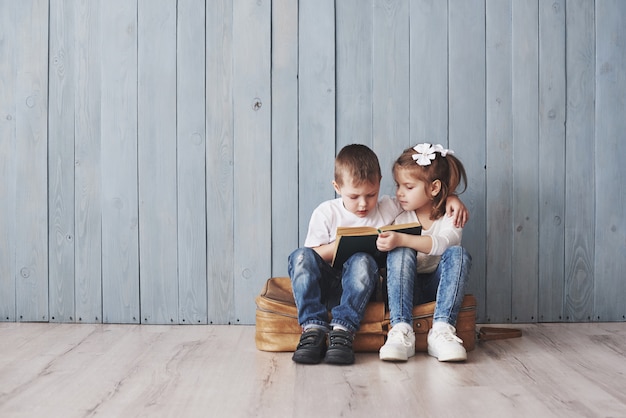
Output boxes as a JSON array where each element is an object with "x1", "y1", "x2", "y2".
[
  {"x1": 430, "y1": 179, "x2": 442, "y2": 197},
  {"x1": 332, "y1": 180, "x2": 341, "y2": 195}
]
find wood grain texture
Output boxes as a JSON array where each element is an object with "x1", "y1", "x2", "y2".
[
  {"x1": 511, "y1": 0, "x2": 539, "y2": 323},
  {"x1": 564, "y1": 0, "x2": 595, "y2": 322},
  {"x1": 0, "y1": 1, "x2": 625, "y2": 325},
  {"x1": 373, "y1": 0, "x2": 410, "y2": 197},
  {"x1": 271, "y1": 0, "x2": 300, "y2": 275},
  {"x1": 410, "y1": 0, "x2": 448, "y2": 143},
  {"x1": 336, "y1": 0, "x2": 373, "y2": 151},
  {"x1": 138, "y1": 0, "x2": 179, "y2": 325},
  {"x1": 1, "y1": 323, "x2": 626, "y2": 417},
  {"x1": 48, "y1": 0, "x2": 76, "y2": 323},
  {"x1": 100, "y1": 0, "x2": 140, "y2": 324},
  {"x1": 594, "y1": 0, "x2": 626, "y2": 322},
  {"x1": 485, "y1": 0, "x2": 513, "y2": 323},
  {"x1": 177, "y1": 0, "x2": 208, "y2": 324},
  {"x1": 298, "y1": 0, "x2": 336, "y2": 239},
  {"x1": 449, "y1": 0, "x2": 487, "y2": 321},
  {"x1": 538, "y1": 0, "x2": 566, "y2": 322},
  {"x1": 206, "y1": 0, "x2": 234, "y2": 324},
  {"x1": 0, "y1": 0, "x2": 18, "y2": 322},
  {"x1": 74, "y1": 0, "x2": 102, "y2": 324},
  {"x1": 15, "y1": 0, "x2": 49, "y2": 322},
  {"x1": 232, "y1": 0, "x2": 272, "y2": 323}
]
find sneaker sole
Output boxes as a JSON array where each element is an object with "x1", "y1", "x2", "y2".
[
  {"x1": 428, "y1": 347, "x2": 467, "y2": 362},
  {"x1": 379, "y1": 348, "x2": 414, "y2": 361},
  {"x1": 292, "y1": 348, "x2": 326, "y2": 364},
  {"x1": 292, "y1": 353, "x2": 323, "y2": 364},
  {"x1": 324, "y1": 351, "x2": 354, "y2": 365}
]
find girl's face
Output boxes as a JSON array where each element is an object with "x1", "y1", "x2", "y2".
[
  {"x1": 333, "y1": 177, "x2": 380, "y2": 218},
  {"x1": 394, "y1": 169, "x2": 439, "y2": 213}
]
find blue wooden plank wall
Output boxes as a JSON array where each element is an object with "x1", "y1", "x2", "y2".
[{"x1": 0, "y1": 0, "x2": 624, "y2": 325}]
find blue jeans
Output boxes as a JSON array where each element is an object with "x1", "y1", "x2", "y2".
[
  {"x1": 287, "y1": 247, "x2": 379, "y2": 333},
  {"x1": 386, "y1": 246, "x2": 471, "y2": 327}
]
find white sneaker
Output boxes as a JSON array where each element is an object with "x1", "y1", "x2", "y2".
[
  {"x1": 379, "y1": 323, "x2": 415, "y2": 361},
  {"x1": 427, "y1": 322, "x2": 467, "y2": 362}
]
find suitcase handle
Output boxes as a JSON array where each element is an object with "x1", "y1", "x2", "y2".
[{"x1": 477, "y1": 326, "x2": 522, "y2": 341}]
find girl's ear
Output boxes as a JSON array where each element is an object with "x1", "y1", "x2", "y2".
[{"x1": 430, "y1": 179, "x2": 442, "y2": 197}]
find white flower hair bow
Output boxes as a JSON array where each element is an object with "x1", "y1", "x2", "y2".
[
  {"x1": 412, "y1": 143, "x2": 436, "y2": 166},
  {"x1": 433, "y1": 143, "x2": 454, "y2": 157},
  {"x1": 412, "y1": 143, "x2": 454, "y2": 166}
]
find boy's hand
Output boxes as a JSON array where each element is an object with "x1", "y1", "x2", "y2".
[{"x1": 446, "y1": 195, "x2": 469, "y2": 228}]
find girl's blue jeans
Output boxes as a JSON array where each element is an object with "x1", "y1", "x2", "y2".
[
  {"x1": 386, "y1": 246, "x2": 472, "y2": 327},
  {"x1": 287, "y1": 247, "x2": 379, "y2": 334}
]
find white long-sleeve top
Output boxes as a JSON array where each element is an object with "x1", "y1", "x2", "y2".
[{"x1": 393, "y1": 210, "x2": 463, "y2": 273}]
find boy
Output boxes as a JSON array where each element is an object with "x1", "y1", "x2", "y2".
[{"x1": 288, "y1": 144, "x2": 467, "y2": 365}]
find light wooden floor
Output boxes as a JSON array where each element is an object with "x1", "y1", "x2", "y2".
[{"x1": 1, "y1": 322, "x2": 625, "y2": 418}]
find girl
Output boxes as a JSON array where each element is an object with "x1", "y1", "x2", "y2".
[{"x1": 376, "y1": 143, "x2": 472, "y2": 362}]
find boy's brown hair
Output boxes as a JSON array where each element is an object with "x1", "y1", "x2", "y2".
[{"x1": 334, "y1": 144, "x2": 382, "y2": 187}]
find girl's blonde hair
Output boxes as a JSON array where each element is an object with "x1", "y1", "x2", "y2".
[{"x1": 393, "y1": 145, "x2": 467, "y2": 220}]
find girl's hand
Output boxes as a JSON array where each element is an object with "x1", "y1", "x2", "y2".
[
  {"x1": 376, "y1": 231, "x2": 401, "y2": 252},
  {"x1": 446, "y1": 195, "x2": 469, "y2": 228}
]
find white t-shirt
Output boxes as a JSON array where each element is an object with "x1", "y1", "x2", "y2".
[
  {"x1": 304, "y1": 195, "x2": 402, "y2": 248},
  {"x1": 393, "y1": 210, "x2": 463, "y2": 273}
]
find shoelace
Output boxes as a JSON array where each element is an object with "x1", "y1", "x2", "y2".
[
  {"x1": 433, "y1": 329, "x2": 463, "y2": 344},
  {"x1": 388, "y1": 328, "x2": 413, "y2": 347}
]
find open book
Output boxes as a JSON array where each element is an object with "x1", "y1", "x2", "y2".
[{"x1": 331, "y1": 222, "x2": 422, "y2": 269}]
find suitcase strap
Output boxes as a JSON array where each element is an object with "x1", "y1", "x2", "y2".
[{"x1": 477, "y1": 326, "x2": 522, "y2": 341}]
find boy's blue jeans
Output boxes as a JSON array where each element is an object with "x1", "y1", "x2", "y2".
[
  {"x1": 386, "y1": 246, "x2": 471, "y2": 327},
  {"x1": 288, "y1": 247, "x2": 379, "y2": 334}
]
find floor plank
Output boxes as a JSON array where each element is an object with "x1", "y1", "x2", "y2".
[{"x1": 0, "y1": 323, "x2": 625, "y2": 417}]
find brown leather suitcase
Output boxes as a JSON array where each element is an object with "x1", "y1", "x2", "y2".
[{"x1": 255, "y1": 277, "x2": 476, "y2": 353}]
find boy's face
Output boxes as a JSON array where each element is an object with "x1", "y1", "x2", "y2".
[{"x1": 333, "y1": 176, "x2": 380, "y2": 218}]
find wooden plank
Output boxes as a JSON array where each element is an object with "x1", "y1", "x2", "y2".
[
  {"x1": 0, "y1": 0, "x2": 17, "y2": 322},
  {"x1": 410, "y1": 0, "x2": 448, "y2": 144},
  {"x1": 206, "y1": 0, "x2": 234, "y2": 324},
  {"x1": 3, "y1": 323, "x2": 626, "y2": 416},
  {"x1": 2, "y1": 0, "x2": 626, "y2": 326},
  {"x1": 177, "y1": 0, "x2": 207, "y2": 324},
  {"x1": 511, "y1": 0, "x2": 539, "y2": 323},
  {"x1": 271, "y1": 0, "x2": 299, "y2": 276},
  {"x1": 48, "y1": 0, "x2": 76, "y2": 322},
  {"x1": 100, "y1": 0, "x2": 140, "y2": 324},
  {"x1": 137, "y1": 0, "x2": 178, "y2": 324},
  {"x1": 74, "y1": 0, "x2": 103, "y2": 324},
  {"x1": 336, "y1": 0, "x2": 373, "y2": 152},
  {"x1": 298, "y1": 0, "x2": 336, "y2": 239},
  {"x1": 485, "y1": 0, "x2": 513, "y2": 323},
  {"x1": 233, "y1": 0, "x2": 272, "y2": 324},
  {"x1": 449, "y1": 0, "x2": 487, "y2": 321},
  {"x1": 14, "y1": 0, "x2": 49, "y2": 322},
  {"x1": 564, "y1": 0, "x2": 595, "y2": 322},
  {"x1": 594, "y1": 0, "x2": 626, "y2": 322},
  {"x1": 373, "y1": 0, "x2": 410, "y2": 197},
  {"x1": 538, "y1": 0, "x2": 566, "y2": 322}
]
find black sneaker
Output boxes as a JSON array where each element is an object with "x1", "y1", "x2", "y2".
[
  {"x1": 325, "y1": 329, "x2": 355, "y2": 365},
  {"x1": 292, "y1": 328, "x2": 328, "y2": 364}
]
